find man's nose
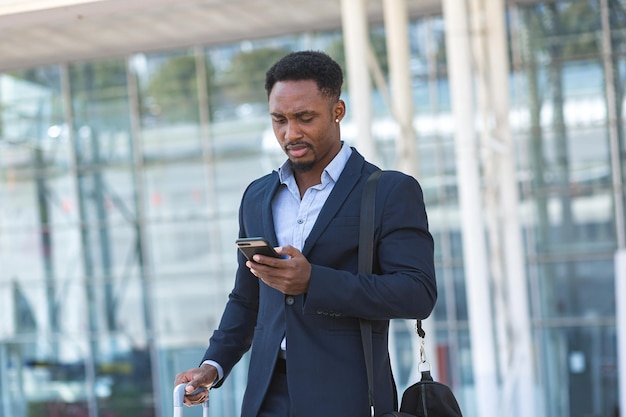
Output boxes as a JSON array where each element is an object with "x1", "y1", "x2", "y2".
[{"x1": 284, "y1": 121, "x2": 302, "y2": 140}]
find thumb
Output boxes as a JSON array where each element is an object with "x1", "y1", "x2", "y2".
[
  {"x1": 185, "y1": 378, "x2": 199, "y2": 393},
  {"x1": 275, "y1": 244, "x2": 300, "y2": 258}
]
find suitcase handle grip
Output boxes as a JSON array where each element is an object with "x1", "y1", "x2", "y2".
[{"x1": 173, "y1": 383, "x2": 209, "y2": 417}]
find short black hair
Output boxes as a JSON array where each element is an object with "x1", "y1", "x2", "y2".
[{"x1": 264, "y1": 51, "x2": 343, "y2": 101}]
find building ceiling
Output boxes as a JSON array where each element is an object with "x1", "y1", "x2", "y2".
[{"x1": 0, "y1": 0, "x2": 442, "y2": 71}]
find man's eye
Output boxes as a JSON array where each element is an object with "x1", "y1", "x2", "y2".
[
  {"x1": 300, "y1": 117, "x2": 313, "y2": 123},
  {"x1": 273, "y1": 118, "x2": 286, "y2": 124}
]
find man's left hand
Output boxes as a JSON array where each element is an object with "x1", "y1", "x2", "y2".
[{"x1": 246, "y1": 245, "x2": 311, "y2": 295}]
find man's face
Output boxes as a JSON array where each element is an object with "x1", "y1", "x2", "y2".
[{"x1": 268, "y1": 79, "x2": 344, "y2": 173}]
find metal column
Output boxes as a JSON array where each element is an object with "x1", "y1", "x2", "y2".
[
  {"x1": 125, "y1": 57, "x2": 164, "y2": 417},
  {"x1": 441, "y1": 1, "x2": 499, "y2": 417},
  {"x1": 60, "y1": 63, "x2": 100, "y2": 417},
  {"x1": 340, "y1": 0, "x2": 377, "y2": 163}
]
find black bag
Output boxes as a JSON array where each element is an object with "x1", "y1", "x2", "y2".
[
  {"x1": 379, "y1": 322, "x2": 463, "y2": 417},
  {"x1": 368, "y1": 321, "x2": 463, "y2": 417},
  {"x1": 359, "y1": 171, "x2": 463, "y2": 417},
  {"x1": 393, "y1": 369, "x2": 463, "y2": 417}
]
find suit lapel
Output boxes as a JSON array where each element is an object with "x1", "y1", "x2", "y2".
[
  {"x1": 262, "y1": 172, "x2": 282, "y2": 246},
  {"x1": 301, "y1": 150, "x2": 366, "y2": 257}
]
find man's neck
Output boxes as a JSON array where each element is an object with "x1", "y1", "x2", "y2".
[
  {"x1": 289, "y1": 142, "x2": 344, "y2": 199},
  {"x1": 294, "y1": 169, "x2": 324, "y2": 199}
]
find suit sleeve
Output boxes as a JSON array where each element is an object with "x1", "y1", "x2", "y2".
[
  {"x1": 303, "y1": 173, "x2": 437, "y2": 320},
  {"x1": 200, "y1": 186, "x2": 260, "y2": 387}
]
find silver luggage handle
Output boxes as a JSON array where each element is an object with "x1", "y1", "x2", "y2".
[{"x1": 173, "y1": 383, "x2": 210, "y2": 417}]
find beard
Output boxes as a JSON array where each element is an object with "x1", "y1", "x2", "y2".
[
  {"x1": 285, "y1": 141, "x2": 316, "y2": 172},
  {"x1": 288, "y1": 159, "x2": 316, "y2": 173}
]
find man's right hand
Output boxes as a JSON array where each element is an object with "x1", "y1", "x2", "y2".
[{"x1": 174, "y1": 364, "x2": 218, "y2": 406}]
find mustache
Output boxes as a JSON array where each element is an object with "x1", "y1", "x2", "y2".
[{"x1": 284, "y1": 141, "x2": 313, "y2": 151}]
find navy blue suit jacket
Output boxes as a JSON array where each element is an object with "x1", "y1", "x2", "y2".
[{"x1": 202, "y1": 148, "x2": 436, "y2": 417}]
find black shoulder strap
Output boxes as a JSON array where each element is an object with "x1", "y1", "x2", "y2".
[
  {"x1": 358, "y1": 170, "x2": 382, "y2": 417},
  {"x1": 358, "y1": 170, "x2": 382, "y2": 273},
  {"x1": 358, "y1": 170, "x2": 427, "y2": 417}
]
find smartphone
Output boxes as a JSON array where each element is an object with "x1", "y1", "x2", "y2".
[{"x1": 236, "y1": 237, "x2": 281, "y2": 261}]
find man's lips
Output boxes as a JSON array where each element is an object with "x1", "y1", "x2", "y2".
[{"x1": 286, "y1": 144, "x2": 310, "y2": 158}]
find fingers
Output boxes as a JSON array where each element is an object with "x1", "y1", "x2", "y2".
[
  {"x1": 184, "y1": 386, "x2": 209, "y2": 406},
  {"x1": 250, "y1": 245, "x2": 299, "y2": 266},
  {"x1": 174, "y1": 370, "x2": 194, "y2": 386},
  {"x1": 185, "y1": 383, "x2": 199, "y2": 394},
  {"x1": 275, "y1": 245, "x2": 299, "y2": 258},
  {"x1": 174, "y1": 366, "x2": 217, "y2": 406},
  {"x1": 246, "y1": 248, "x2": 311, "y2": 295}
]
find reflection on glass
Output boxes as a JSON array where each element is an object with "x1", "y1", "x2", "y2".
[
  {"x1": 133, "y1": 50, "x2": 203, "y2": 160},
  {"x1": 539, "y1": 326, "x2": 618, "y2": 417},
  {"x1": 538, "y1": 258, "x2": 615, "y2": 319},
  {"x1": 69, "y1": 59, "x2": 132, "y2": 166}
]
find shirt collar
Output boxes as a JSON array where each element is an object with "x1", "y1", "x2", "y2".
[{"x1": 277, "y1": 142, "x2": 352, "y2": 185}]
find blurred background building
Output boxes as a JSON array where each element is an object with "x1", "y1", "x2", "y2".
[{"x1": 0, "y1": 0, "x2": 624, "y2": 416}]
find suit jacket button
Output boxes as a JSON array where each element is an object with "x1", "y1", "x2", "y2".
[{"x1": 285, "y1": 296, "x2": 295, "y2": 306}]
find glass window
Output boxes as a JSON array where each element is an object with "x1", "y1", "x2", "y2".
[
  {"x1": 432, "y1": 265, "x2": 467, "y2": 323},
  {"x1": 6, "y1": 337, "x2": 91, "y2": 417},
  {"x1": 609, "y1": 0, "x2": 626, "y2": 54},
  {"x1": 143, "y1": 161, "x2": 211, "y2": 222},
  {"x1": 132, "y1": 50, "x2": 204, "y2": 161},
  {"x1": 535, "y1": 258, "x2": 615, "y2": 319},
  {"x1": 76, "y1": 166, "x2": 138, "y2": 226},
  {"x1": 69, "y1": 59, "x2": 133, "y2": 167},
  {"x1": 516, "y1": 2, "x2": 602, "y2": 65},
  {"x1": 418, "y1": 135, "x2": 457, "y2": 204},
  {"x1": 0, "y1": 176, "x2": 83, "y2": 339},
  {"x1": 432, "y1": 267, "x2": 449, "y2": 321},
  {"x1": 448, "y1": 328, "x2": 474, "y2": 415},
  {"x1": 389, "y1": 319, "x2": 422, "y2": 390},
  {"x1": 616, "y1": 55, "x2": 626, "y2": 186},
  {"x1": 0, "y1": 68, "x2": 68, "y2": 169},
  {"x1": 523, "y1": 187, "x2": 615, "y2": 254},
  {"x1": 206, "y1": 46, "x2": 289, "y2": 159},
  {"x1": 409, "y1": 17, "x2": 450, "y2": 112},
  {"x1": 538, "y1": 325, "x2": 618, "y2": 417},
  {"x1": 91, "y1": 336, "x2": 155, "y2": 417},
  {"x1": 152, "y1": 268, "x2": 230, "y2": 343}
]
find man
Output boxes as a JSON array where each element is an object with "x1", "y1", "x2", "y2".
[{"x1": 175, "y1": 50, "x2": 436, "y2": 417}]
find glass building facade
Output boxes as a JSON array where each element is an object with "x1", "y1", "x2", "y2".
[{"x1": 0, "y1": 2, "x2": 625, "y2": 417}]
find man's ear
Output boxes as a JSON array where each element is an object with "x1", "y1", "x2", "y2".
[{"x1": 334, "y1": 99, "x2": 346, "y2": 122}]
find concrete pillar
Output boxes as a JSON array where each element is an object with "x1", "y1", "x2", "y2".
[
  {"x1": 481, "y1": 0, "x2": 537, "y2": 414},
  {"x1": 441, "y1": 1, "x2": 500, "y2": 417},
  {"x1": 382, "y1": 0, "x2": 418, "y2": 178},
  {"x1": 340, "y1": 0, "x2": 376, "y2": 162}
]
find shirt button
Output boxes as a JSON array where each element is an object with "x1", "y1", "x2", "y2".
[
  {"x1": 296, "y1": 219, "x2": 304, "y2": 224},
  {"x1": 285, "y1": 296, "x2": 295, "y2": 305}
]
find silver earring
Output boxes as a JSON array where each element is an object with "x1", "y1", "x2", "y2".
[{"x1": 335, "y1": 118, "x2": 339, "y2": 123}]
